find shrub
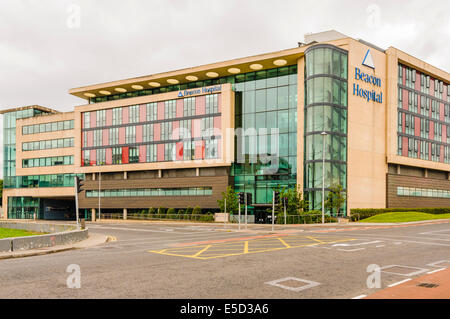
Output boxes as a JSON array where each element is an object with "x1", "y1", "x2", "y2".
[
  {"x1": 186, "y1": 206, "x2": 193, "y2": 214},
  {"x1": 178, "y1": 209, "x2": 185, "y2": 215},
  {"x1": 167, "y1": 208, "x2": 176, "y2": 219},
  {"x1": 350, "y1": 207, "x2": 450, "y2": 221},
  {"x1": 158, "y1": 207, "x2": 167, "y2": 215},
  {"x1": 149, "y1": 207, "x2": 157, "y2": 215},
  {"x1": 193, "y1": 206, "x2": 202, "y2": 215}
]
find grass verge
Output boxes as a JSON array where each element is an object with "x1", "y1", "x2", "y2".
[
  {"x1": 359, "y1": 212, "x2": 450, "y2": 223},
  {"x1": 0, "y1": 228, "x2": 44, "y2": 239}
]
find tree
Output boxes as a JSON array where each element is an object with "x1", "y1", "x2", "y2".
[
  {"x1": 325, "y1": 184, "x2": 346, "y2": 217},
  {"x1": 272, "y1": 185, "x2": 309, "y2": 224},
  {"x1": 217, "y1": 186, "x2": 239, "y2": 215}
]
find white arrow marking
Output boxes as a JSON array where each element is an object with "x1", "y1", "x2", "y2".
[{"x1": 332, "y1": 240, "x2": 382, "y2": 247}]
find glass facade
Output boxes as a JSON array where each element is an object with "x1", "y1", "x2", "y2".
[
  {"x1": 304, "y1": 45, "x2": 348, "y2": 212},
  {"x1": 232, "y1": 65, "x2": 298, "y2": 206}
]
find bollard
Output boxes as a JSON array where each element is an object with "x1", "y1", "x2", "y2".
[{"x1": 80, "y1": 218, "x2": 86, "y2": 230}]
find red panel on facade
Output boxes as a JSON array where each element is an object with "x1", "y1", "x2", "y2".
[
  {"x1": 440, "y1": 145, "x2": 444, "y2": 163},
  {"x1": 90, "y1": 149, "x2": 96, "y2": 166},
  {"x1": 440, "y1": 103, "x2": 445, "y2": 122},
  {"x1": 123, "y1": 106, "x2": 129, "y2": 124},
  {"x1": 81, "y1": 151, "x2": 84, "y2": 166},
  {"x1": 414, "y1": 117, "x2": 420, "y2": 136},
  {"x1": 402, "y1": 89, "x2": 408, "y2": 110},
  {"x1": 140, "y1": 104, "x2": 146, "y2": 122},
  {"x1": 172, "y1": 121, "x2": 179, "y2": 140},
  {"x1": 157, "y1": 102, "x2": 165, "y2": 120},
  {"x1": 176, "y1": 142, "x2": 183, "y2": 161},
  {"x1": 139, "y1": 145, "x2": 146, "y2": 163},
  {"x1": 429, "y1": 121, "x2": 434, "y2": 140},
  {"x1": 154, "y1": 123, "x2": 161, "y2": 141},
  {"x1": 122, "y1": 147, "x2": 129, "y2": 164},
  {"x1": 106, "y1": 148, "x2": 112, "y2": 165},
  {"x1": 102, "y1": 129, "x2": 109, "y2": 146},
  {"x1": 90, "y1": 111, "x2": 96, "y2": 128},
  {"x1": 214, "y1": 116, "x2": 221, "y2": 131},
  {"x1": 196, "y1": 95, "x2": 206, "y2": 115},
  {"x1": 88, "y1": 131, "x2": 94, "y2": 147},
  {"x1": 157, "y1": 144, "x2": 164, "y2": 161},
  {"x1": 402, "y1": 136, "x2": 408, "y2": 157},
  {"x1": 176, "y1": 99, "x2": 183, "y2": 118},
  {"x1": 106, "y1": 109, "x2": 113, "y2": 126},
  {"x1": 192, "y1": 119, "x2": 201, "y2": 138},
  {"x1": 195, "y1": 140, "x2": 205, "y2": 160},
  {"x1": 119, "y1": 127, "x2": 125, "y2": 144},
  {"x1": 136, "y1": 125, "x2": 143, "y2": 143}
]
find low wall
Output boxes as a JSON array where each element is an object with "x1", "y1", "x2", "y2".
[{"x1": 0, "y1": 221, "x2": 88, "y2": 253}]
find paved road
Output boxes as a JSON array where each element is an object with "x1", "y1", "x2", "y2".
[{"x1": 0, "y1": 220, "x2": 449, "y2": 298}]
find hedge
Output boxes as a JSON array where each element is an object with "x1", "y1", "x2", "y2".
[{"x1": 350, "y1": 207, "x2": 450, "y2": 221}]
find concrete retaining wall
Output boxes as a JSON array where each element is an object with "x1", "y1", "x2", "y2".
[{"x1": 0, "y1": 221, "x2": 88, "y2": 253}]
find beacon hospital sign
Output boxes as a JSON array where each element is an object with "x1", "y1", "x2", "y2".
[{"x1": 352, "y1": 49, "x2": 383, "y2": 103}]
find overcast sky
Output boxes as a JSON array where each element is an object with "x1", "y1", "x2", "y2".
[{"x1": 1, "y1": 0, "x2": 449, "y2": 178}]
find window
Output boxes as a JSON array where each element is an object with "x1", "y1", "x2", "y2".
[
  {"x1": 161, "y1": 122, "x2": 173, "y2": 141},
  {"x1": 113, "y1": 107, "x2": 122, "y2": 125},
  {"x1": 143, "y1": 124, "x2": 153, "y2": 142},
  {"x1": 164, "y1": 143, "x2": 175, "y2": 161},
  {"x1": 164, "y1": 100, "x2": 176, "y2": 119},
  {"x1": 126, "y1": 126, "x2": 136, "y2": 144},
  {"x1": 94, "y1": 130, "x2": 103, "y2": 147},
  {"x1": 96, "y1": 110, "x2": 106, "y2": 127},
  {"x1": 205, "y1": 139, "x2": 218, "y2": 159},
  {"x1": 84, "y1": 112, "x2": 90, "y2": 128},
  {"x1": 146, "y1": 144, "x2": 157, "y2": 162},
  {"x1": 129, "y1": 105, "x2": 140, "y2": 123},
  {"x1": 146, "y1": 103, "x2": 157, "y2": 121},
  {"x1": 112, "y1": 147, "x2": 122, "y2": 164},
  {"x1": 97, "y1": 149, "x2": 106, "y2": 166},
  {"x1": 206, "y1": 94, "x2": 219, "y2": 114},
  {"x1": 183, "y1": 97, "x2": 196, "y2": 117},
  {"x1": 109, "y1": 127, "x2": 119, "y2": 145},
  {"x1": 129, "y1": 147, "x2": 139, "y2": 163}
]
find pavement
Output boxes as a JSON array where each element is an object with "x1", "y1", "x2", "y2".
[
  {"x1": 0, "y1": 232, "x2": 110, "y2": 260},
  {"x1": 0, "y1": 219, "x2": 449, "y2": 298}
]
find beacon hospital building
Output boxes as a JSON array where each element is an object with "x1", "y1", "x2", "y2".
[{"x1": 1, "y1": 30, "x2": 450, "y2": 221}]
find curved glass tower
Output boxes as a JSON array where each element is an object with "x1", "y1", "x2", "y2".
[{"x1": 304, "y1": 44, "x2": 348, "y2": 213}]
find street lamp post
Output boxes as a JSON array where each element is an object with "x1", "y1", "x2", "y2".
[{"x1": 321, "y1": 131, "x2": 327, "y2": 224}]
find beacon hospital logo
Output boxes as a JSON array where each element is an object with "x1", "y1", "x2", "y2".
[{"x1": 353, "y1": 49, "x2": 383, "y2": 103}]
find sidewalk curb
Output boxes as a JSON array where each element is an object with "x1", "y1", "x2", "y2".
[{"x1": 0, "y1": 232, "x2": 109, "y2": 260}]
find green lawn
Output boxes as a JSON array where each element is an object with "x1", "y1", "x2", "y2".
[
  {"x1": 360, "y1": 212, "x2": 450, "y2": 223},
  {"x1": 0, "y1": 228, "x2": 44, "y2": 239}
]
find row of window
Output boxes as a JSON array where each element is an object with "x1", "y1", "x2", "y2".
[
  {"x1": 398, "y1": 136, "x2": 442, "y2": 161},
  {"x1": 90, "y1": 65, "x2": 298, "y2": 104},
  {"x1": 83, "y1": 139, "x2": 219, "y2": 166},
  {"x1": 3, "y1": 174, "x2": 85, "y2": 189},
  {"x1": 397, "y1": 186, "x2": 450, "y2": 198},
  {"x1": 85, "y1": 187, "x2": 213, "y2": 198},
  {"x1": 22, "y1": 156, "x2": 74, "y2": 168},
  {"x1": 22, "y1": 138, "x2": 74, "y2": 151},
  {"x1": 399, "y1": 64, "x2": 448, "y2": 101},
  {"x1": 398, "y1": 112, "x2": 447, "y2": 142},
  {"x1": 83, "y1": 116, "x2": 220, "y2": 148},
  {"x1": 22, "y1": 120, "x2": 74, "y2": 135},
  {"x1": 83, "y1": 94, "x2": 220, "y2": 129},
  {"x1": 398, "y1": 88, "x2": 449, "y2": 122}
]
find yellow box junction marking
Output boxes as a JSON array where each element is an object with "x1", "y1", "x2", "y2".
[{"x1": 149, "y1": 235, "x2": 355, "y2": 260}]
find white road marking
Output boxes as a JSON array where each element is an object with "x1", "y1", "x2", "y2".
[
  {"x1": 375, "y1": 245, "x2": 385, "y2": 248},
  {"x1": 427, "y1": 268, "x2": 446, "y2": 274},
  {"x1": 332, "y1": 240, "x2": 382, "y2": 247},
  {"x1": 265, "y1": 277, "x2": 320, "y2": 292},
  {"x1": 388, "y1": 278, "x2": 411, "y2": 287},
  {"x1": 419, "y1": 229, "x2": 450, "y2": 237},
  {"x1": 352, "y1": 295, "x2": 367, "y2": 299},
  {"x1": 380, "y1": 265, "x2": 429, "y2": 277},
  {"x1": 426, "y1": 260, "x2": 450, "y2": 268},
  {"x1": 337, "y1": 248, "x2": 366, "y2": 252}
]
